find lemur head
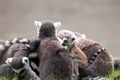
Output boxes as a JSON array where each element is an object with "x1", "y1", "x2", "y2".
[
  {"x1": 6, "y1": 57, "x2": 29, "y2": 73},
  {"x1": 57, "y1": 30, "x2": 86, "y2": 46},
  {"x1": 34, "y1": 20, "x2": 61, "y2": 38},
  {"x1": 62, "y1": 36, "x2": 75, "y2": 48},
  {"x1": 58, "y1": 29, "x2": 86, "y2": 40},
  {"x1": 5, "y1": 42, "x2": 30, "y2": 73}
]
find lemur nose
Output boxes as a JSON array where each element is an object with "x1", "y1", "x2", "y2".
[
  {"x1": 63, "y1": 40, "x2": 68, "y2": 44},
  {"x1": 62, "y1": 40, "x2": 68, "y2": 46},
  {"x1": 62, "y1": 43, "x2": 66, "y2": 46}
]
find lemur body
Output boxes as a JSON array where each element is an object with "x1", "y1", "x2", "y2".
[
  {"x1": 57, "y1": 29, "x2": 114, "y2": 79},
  {"x1": 33, "y1": 21, "x2": 73, "y2": 80},
  {"x1": 62, "y1": 37, "x2": 88, "y2": 80}
]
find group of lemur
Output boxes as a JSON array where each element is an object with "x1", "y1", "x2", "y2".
[{"x1": 0, "y1": 20, "x2": 120, "y2": 80}]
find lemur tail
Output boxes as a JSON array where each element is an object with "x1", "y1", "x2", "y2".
[{"x1": 0, "y1": 38, "x2": 30, "y2": 59}]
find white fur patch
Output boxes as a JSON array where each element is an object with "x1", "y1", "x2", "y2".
[
  {"x1": 101, "y1": 48, "x2": 105, "y2": 51},
  {"x1": 34, "y1": 21, "x2": 42, "y2": 28},
  {"x1": 12, "y1": 68, "x2": 24, "y2": 73},
  {"x1": 98, "y1": 49, "x2": 102, "y2": 53},
  {"x1": 29, "y1": 53, "x2": 38, "y2": 58},
  {"x1": 25, "y1": 44, "x2": 30, "y2": 47},
  {"x1": 19, "y1": 38, "x2": 29, "y2": 43},
  {"x1": 30, "y1": 61, "x2": 39, "y2": 71},
  {"x1": 12, "y1": 38, "x2": 18, "y2": 43},
  {"x1": 5, "y1": 40, "x2": 11, "y2": 46},
  {"x1": 74, "y1": 32, "x2": 87, "y2": 39},
  {"x1": 22, "y1": 57, "x2": 29, "y2": 64},
  {"x1": 0, "y1": 44, "x2": 5, "y2": 50},
  {"x1": 6, "y1": 58, "x2": 13, "y2": 66},
  {"x1": 54, "y1": 22, "x2": 61, "y2": 37},
  {"x1": 94, "y1": 52, "x2": 98, "y2": 56},
  {"x1": 80, "y1": 34, "x2": 86, "y2": 39},
  {"x1": 34, "y1": 20, "x2": 42, "y2": 36},
  {"x1": 54, "y1": 22, "x2": 61, "y2": 29}
]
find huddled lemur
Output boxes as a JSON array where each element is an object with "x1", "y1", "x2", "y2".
[
  {"x1": 57, "y1": 29, "x2": 115, "y2": 79},
  {"x1": 30, "y1": 20, "x2": 81, "y2": 80},
  {"x1": 0, "y1": 38, "x2": 40, "y2": 80},
  {"x1": 61, "y1": 35, "x2": 88, "y2": 80},
  {"x1": 0, "y1": 38, "x2": 30, "y2": 65}
]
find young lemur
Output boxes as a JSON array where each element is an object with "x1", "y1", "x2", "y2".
[{"x1": 62, "y1": 36, "x2": 88, "y2": 80}]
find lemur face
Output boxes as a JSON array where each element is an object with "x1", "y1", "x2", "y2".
[
  {"x1": 57, "y1": 30, "x2": 77, "y2": 47},
  {"x1": 34, "y1": 20, "x2": 61, "y2": 37},
  {"x1": 57, "y1": 30, "x2": 86, "y2": 47},
  {"x1": 5, "y1": 40, "x2": 30, "y2": 73},
  {"x1": 62, "y1": 36, "x2": 75, "y2": 47},
  {"x1": 6, "y1": 57, "x2": 29, "y2": 73}
]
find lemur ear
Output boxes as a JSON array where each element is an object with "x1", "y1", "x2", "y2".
[
  {"x1": 34, "y1": 21, "x2": 42, "y2": 36},
  {"x1": 34, "y1": 21, "x2": 42, "y2": 29},
  {"x1": 6, "y1": 58, "x2": 13, "y2": 66},
  {"x1": 54, "y1": 22, "x2": 61, "y2": 30},
  {"x1": 81, "y1": 34, "x2": 86, "y2": 39}
]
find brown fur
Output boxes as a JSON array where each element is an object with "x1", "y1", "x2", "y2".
[
  {"x1": 57, "y1": 30, "x2": 114, "y2": 77},
  {"x1": 0, "y1": 42, "x2": 33, "y2": 80},
  {"x1": 38, "y1": 37, "x2": 73, "y2": 80},
  {"x1": 71, "y1": 42, "x2": 88, "y2": 68},
  {"x1": 66, "y1": 40, "x2": 88, "y2": 80},
  {"x1": 0, "y1": 43, "x2": 29, "y2": 65},
  {"x1": 82, "y1": 43, "x2": 114, "y2": 76},
  {"x1": 36, "y1": 21, "x2": 73, "y2": 80}
]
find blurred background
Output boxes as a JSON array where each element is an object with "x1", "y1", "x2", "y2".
[{"x1": 0, "y1": 0, "x2": 120, "y2": 57}]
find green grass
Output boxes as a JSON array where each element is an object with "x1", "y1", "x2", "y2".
[
  {"x1": 0, "y1": 70, "x2": 119, "y2": 80},
  {"x1": 108, "y1": 69, "x2": 120, "y2": 80},
  {"x1": 0, "y1": 77, "x2": 17, "y2": 80}
]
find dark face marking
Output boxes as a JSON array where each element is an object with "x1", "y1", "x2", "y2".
[{"x1": 11, "y1": 57, "x2": 25, "y2": 70}]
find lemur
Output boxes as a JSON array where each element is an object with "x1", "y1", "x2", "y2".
[
  {"x1": 6, "y1": 56, "x2": 40, "y2": 80},
  {"x1": 57, "y1": 29, "x2": 114, "y2": 79},
  {"x1": 61, "y1": 36, "x2": 88, "y2": 80},
  {"x1": 30, "y1": 20, "x2": 74, "y2": 80},
  {"x1": 0, "y1": 38, "x2": 30, "y2": 65},
  {"x1": 0, "y1": 38, "x2": 40, "y2": 80}
]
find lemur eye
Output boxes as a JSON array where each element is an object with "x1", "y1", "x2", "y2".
[
  {"x1": 71, "y1": 37, "x2": 75, "y2": 41},
  {"x1": 24, "y1": 59, "x2": 28, "y2": 63}
]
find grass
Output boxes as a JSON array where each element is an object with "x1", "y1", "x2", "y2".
[
  {"x1": 0, "y1": 70, "x2": 119, "y2": 80},
  {"x1": 108, "y1": 69, "x2": 120, "y2": 80}
]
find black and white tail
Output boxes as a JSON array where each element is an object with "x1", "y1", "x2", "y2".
[
  {"x1": 89, "y1": 48, "x2": 106, "y2": 64},
  {"x1": 0, "y1": 38, "x2": 30, "y2": 58}
]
